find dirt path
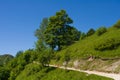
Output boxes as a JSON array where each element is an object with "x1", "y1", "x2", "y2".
[{"x1": 49, "y1": 65, "x2": 120, "y2": 80}]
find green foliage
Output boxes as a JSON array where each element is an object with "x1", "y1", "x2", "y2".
[
  {"x1": 0, "y1": 54, "x2": 14, "y2": 66},
  {"x1": 113, "y1": 20, "x2": 120, "y2": 28},
  {"x1": 94, "y1": 38, "x2": 120, "y2": 51},
  {"x1": 0, "y1": 67, "x2": 10, "y2": 80},
  {"x1": 18, "y1": 64, "x2": 43, "y2": 77},
  {"x1": 16, "y1": 64, "x2": 50, "y2": 80},
  {"x1": 8, "y1": 58, "x2": 18, "y2": 69},
  {"x1": 55, "y1": 26, "x2": 120, "y2": 60},
  {"x1": 16, "y1": 51, "x2": 23, "y2": 57},
  {"x1": 1, "y1": 11, "x2": 120, "y2": 80},
  {"x1": 62, "y1": 50, "x2": 70, "y2": 62},
  {"x1": 38, "y1": 48, "x2": 52, "y2": 66},
  {"x1": 35, "y1": 18, "x2": 48, "y2": 39},
  {"x1": 35, "y1": 39, "x2": 46, "y2": 52},
  {"x1": 9, "y1": 65, "x2": 24, "y2": 80},
  {"x1": 35, "y1": 18, "x2": 49, "y2": 51},
  {"x1": 41, "y1": 68, "x2": 113, "y2": 80},
  {"x1": 15, "y1": 64, "x2": 113, "y2": 80},
  {"x1": 96, "y1": 27, "x2": 107, "y2": 36},
  {"x1": 87, "y1": 28, "x2": 95, "y2": 36},
  {"x1": 62, "y1": 50, "x2": 71, "y2": 67},
  {"x1": 44, "y1": 10, "x2": 80, "y2": 50},
  {"x1": 67, "y1": 27, "x2": 81, "y2": 41},
  {"x1": 80, "y1": 32, "x2": 86, "y2": 40},
  {"x1": 8, "y1": 49, "x2": 39, "y2": 80}
]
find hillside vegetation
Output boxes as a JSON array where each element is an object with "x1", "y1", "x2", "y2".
[
  {"x1": 0, "y1": 54, "x2": 14, "y2": 66},
  {"x1": 0, "y1": 10, "x2": 120, "y2": 80},
  {"x1": 55, "y1": 27, "x2": 120, "y2": 60},
  {"x1": 51, "y1": 22, "x2": 120, "y2": 73},
  {"x1": 15, "y1": 63, "x2": 113, "y2": 80},
  {"x1": 0, "y1": 50, "x2": 113, "y2": 80}
]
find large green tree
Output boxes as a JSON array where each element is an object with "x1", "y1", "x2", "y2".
[{"x1": 44, "y1": 10, "x2": 80, "y2": 50}]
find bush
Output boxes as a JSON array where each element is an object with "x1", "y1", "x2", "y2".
[
  {"x1": 9, "y1": 65, "x2": 24, "y2": 80},
  {"x1": 87, "y1": 28, "x2": 95, "y2": 36},
  {"x1": 80, "y1": 32, "x2": 86, "y2": 40},
  {"x1": 24, "y1": 64, "x2": 43, "y2": 76},
  {"x1": 8, "y1": 49, "x2": 38, "y2": 80},
  {"x1": 96, "y1": 27, "x2": 107, "y2": 36},
  {"x1": 113, "y1": 20, "x2": 120, "y2": 28},
  {"x1": 16, "y1": 51, "x2": 23, "y2": 57},
  {"x1": 0, "y1": 67, "x2": 10, "y2": 80},
  {"x1": 94, "y1": 38, "x2": 120, "y2": 51},
  {"x1": 38, "y1": 49, "x2": 52, "y2": 66}
]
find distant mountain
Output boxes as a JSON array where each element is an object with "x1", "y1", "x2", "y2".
[{"x1": 0, "y1": 54, "x2": 14, "y2": 66}]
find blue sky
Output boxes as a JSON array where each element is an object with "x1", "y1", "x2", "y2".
[{"x1": 0, "y1": 0, "x2": 120, "y2": 56}]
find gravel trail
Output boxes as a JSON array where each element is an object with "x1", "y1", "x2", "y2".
[{"x1": 49, "y1": 65, "x2": 120, "y2": 80}]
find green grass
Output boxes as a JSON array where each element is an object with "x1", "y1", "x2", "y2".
[
  {"x1": 16, "y1": 63, "x2": 113, "y2": 80},
  {"x1": 50, "y1": 27, "x2": 120, "y2": 73},
  {"x1": 56, "y1": 27, "x2": 120, "y2": 60}
]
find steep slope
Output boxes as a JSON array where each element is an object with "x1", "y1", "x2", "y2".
[
  {"x1": 49, "y1": 65, "x2": 120, "y2": 80},
  {"x1": 52, "y1": 27, "x2": 120, "y2": 73},
  {"x1": 57, "y1": 27, "x2": 120, "y2": 59},
  {"x1": 5, "y1": 50, "x2": 113, "y2": 80}
]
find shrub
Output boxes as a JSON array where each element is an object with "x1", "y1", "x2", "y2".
[
  {"x1": 94, "y1": 38, "x2": 120, "y2": 51},
  {"x1": 9, "y1": 65, "x2": 24, "y2": 80},
  {"x1": 16, "y1": 51, "x2": 23, "y2": 57},
  {"x1": 113, "y1": 20, "x2": 120, "y2": 28},
  {"x1": 24, "y1": 64, "x2": 43, "y2": 76},
  {"x1": 38, "y1": 49, "x2": 52, "y2": 66},
  {"x1": 87, "y1": 28, "x2": 95, "y2": 36},
  {"x1": 0, "y1": 67, "x2": 10, "y2": 80},
  {"x1": 96, "y1": 27, "x2": 107, "y2": 36},
  {"x1": 80, "y1": 32, "x2": 86, "y2": 40}
]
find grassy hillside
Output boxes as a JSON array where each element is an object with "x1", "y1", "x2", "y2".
[
  {"x1": 1, "y1": 21, "x2": 120, "y2": 80},
  {"x1": 1, "y1": 49, "x2": 113, "y2": 80},
  {"x1": 51, "y1": 26, "x2": 120, "y2": 73},
  {"x1": 16, "y1": 63, "x2": 113, "y2": 80},
  {"x1": 0, "y1": 50, "x2": 112, "y2": 80},
  {"x1": 55, "y1": 27, "x2": 120, "y2": 60}
]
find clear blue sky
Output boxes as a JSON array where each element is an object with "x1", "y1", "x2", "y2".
[{"x1": 0, "y1": 0, "x2": 120, "y2": 56}]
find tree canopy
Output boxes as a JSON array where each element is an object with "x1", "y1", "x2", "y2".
[{"x1": 44, "y1": 10, "x2": 80, "y2": 50}]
